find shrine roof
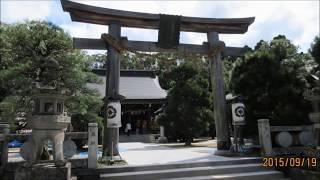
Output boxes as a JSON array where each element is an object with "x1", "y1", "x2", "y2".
[
  {"x1": 87, "y1": 69, "x2": 167, "y2": 104},
  {"x1": 61, "y1": 0, "x2": 255, "y2": 34}
]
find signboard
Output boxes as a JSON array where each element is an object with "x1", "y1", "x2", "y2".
[
  {"x1": 106, "y1": 101, "x2": 121, "y2": 128},
  {"x1": 231, "y1": 103, "x2": 245, "y2": 125}
]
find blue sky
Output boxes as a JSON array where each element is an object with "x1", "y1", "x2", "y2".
[{"x1": 1, "y1": 0, "x2": 319, "y2": 54}]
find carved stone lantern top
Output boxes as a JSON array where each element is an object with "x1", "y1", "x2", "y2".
[
  {"x1": 28, "y1": 56, "x2": 71, "y2": 130},
  {"x1": 32, "y1": 93, "x2": 67, "y2": 115}
]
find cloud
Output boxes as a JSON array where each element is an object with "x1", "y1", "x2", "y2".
[
  {"x1": 0, "y1": 0, "x2": 53, "y2": 23},
  {"x1": 1, "y1": 0, "x2": 319, "y2": 53},
  {"x1": 60, "y1": 22, "x2": 107, "y2": 38},
  {"x1": 219, "y1": 1, "x2": 319, "y2": 51}
]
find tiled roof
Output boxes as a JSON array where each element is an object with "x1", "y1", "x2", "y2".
[{"x1": 87, "y1": 69, "x2": 167, "y2": 103}]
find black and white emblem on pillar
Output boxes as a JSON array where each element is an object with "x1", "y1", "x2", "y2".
[
  {"x1": 235, "y1": 106, "x2": 245, "y2": 117},
  {"x1": 107, "y1": 106, "x2": 117, "y2": 119},
  {"x1": 232, "y1": 103, "x2": 246, "y2": 125},
  {"x1": 106, "y1": 100, "x2": 121, "y2": 128}
]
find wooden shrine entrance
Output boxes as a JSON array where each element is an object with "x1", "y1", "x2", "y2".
[{"x1": 61, "y1": 0, "x2": 254, "y2": 156}]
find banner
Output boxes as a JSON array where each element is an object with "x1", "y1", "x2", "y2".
[
  {"x1": 106, "y1": 101, "x2": 121, "y2": 128},
  {"x1": 231, "y1": 103, "x2": 245, "y2": 125}
]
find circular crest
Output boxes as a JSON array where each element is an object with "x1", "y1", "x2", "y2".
[
  {"x1": 235, "y1": 106, "x2": 245, "y2": 117},
  {"x1": 107, "y1": 106, "x2": 117, "y2": 119}
]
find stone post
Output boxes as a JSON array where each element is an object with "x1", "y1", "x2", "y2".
[
  {"x1": 0, "y1": 124, "x2": 9, "y2": 169},
  {"x1": 88, "y1": 123, "x2": 98, "y2": 168},
  {"x1": 258, "y1": 119, "x2": 272, "y2": 156},
  {"x1": 207, "y1": 31, "x2": 231, "y2": 151},
  {"x1": 160, "y1": 126, "x2": 165, "y2": 137},
  {"x1": 158, "y1": 126, "x2": 168, "y2": 143}
]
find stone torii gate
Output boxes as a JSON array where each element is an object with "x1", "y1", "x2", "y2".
[{"x1": 61, "y1": 0, "x2": 254, "y2": 155}]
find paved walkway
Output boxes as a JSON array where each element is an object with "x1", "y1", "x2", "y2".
[
  {"x1": 8, "y1": 141, "x2": 256, "y2": 165},
  {"x1": 118, "y1": 142, "x2": 251, "y2": 165}
]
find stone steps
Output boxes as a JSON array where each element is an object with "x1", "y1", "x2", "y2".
[
  {"x1": 99, "y1": 158, "x2": 288, "y2": 180},
  {"x1": 98, "y1": 158, "x2": 260, "y2": 174},
  {"x1": 164, "y1": 171, "x2": 288, "y2": 180}
]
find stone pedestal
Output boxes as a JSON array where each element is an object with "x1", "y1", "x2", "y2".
[
  {"x1": 15, "y1": 162, "x2": 71, "y2": 180},
  {"x1": 158, "y1": 136, "x2": 168, "y2": 143},
  {"x1": 21, "y1": 129, "x2": 67, "y2": 167}
]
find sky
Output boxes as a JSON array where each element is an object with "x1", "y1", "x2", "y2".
[{"x1": 1, "y1": 0, "x2": 319, "y2": 54}]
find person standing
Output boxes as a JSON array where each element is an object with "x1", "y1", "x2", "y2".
[{"x1": 125, "y1": 122, "x2": 132, "y2": 136}]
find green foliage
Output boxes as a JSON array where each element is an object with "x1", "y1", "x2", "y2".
[
  {"x1": 119, "y1": 51, "x2": 207, "y2": 90},
  {"x1": 120, "y1": 52, "x2": 157, "y2": 70},
  {"x1": 222, "y1": 57, "x2": 238, "y2": 92},
  {"x1": 229, "y1": 35, "x2": 311, "y2": 137},
  {"x1": 308, "y1": 36, "x2": 320, "y2": 95},
  {"x1": 0, "y1": 21, "x2": 103, "y2": 130},
  {"x1": 159, "y1": 62, "x2": 213, "y2": 145},
  {"x1": 310, "y1": 36, "x2": 320, "y2": 65}
]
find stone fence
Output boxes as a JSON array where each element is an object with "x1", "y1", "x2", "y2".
[
  {"x1": 258, "y1": 119, "x2": 315, "y2": 156},
  {"x1": 7, "y1": 131, "x2": 88, "y2": 142}
]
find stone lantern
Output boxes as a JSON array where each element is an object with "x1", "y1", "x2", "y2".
[
  {"x1": 20, "y1": 57, "x2": 71, "y2": 167},
  {"x1": 29, "y1": 91, "x2": 70, "y2": 130}
]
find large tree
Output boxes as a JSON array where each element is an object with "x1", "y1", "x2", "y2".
[
  {"x1": 309, "y1": 36, "x2": 320, "y2": 81},
  {"x1": 0, "y1": 21, "x2": 103, "y2": 132},
  {"x1": 229, "y1": 35, "x2": 312, "y2": 137},
  {"x1": 310, "y1": 36, "x2": 320, "y2": 66},
  {"x1": 159, "y1": 62, "x2": 213, "y2": 145}
]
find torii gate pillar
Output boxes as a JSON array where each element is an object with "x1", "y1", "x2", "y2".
[
  {"x1": 104, "y1": 22, "x2": 121, "y2": 156},
  {"x1": 208, "y1": 32, "x2": 231, "y2": 150}
]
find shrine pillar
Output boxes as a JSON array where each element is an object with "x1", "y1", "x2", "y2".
[
  {"x1": 104, "y1": 22, "x2": 121, "y2": 156},
  {"x1": 207, "y1": 31, "x2": 231, "y2": 151}
]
